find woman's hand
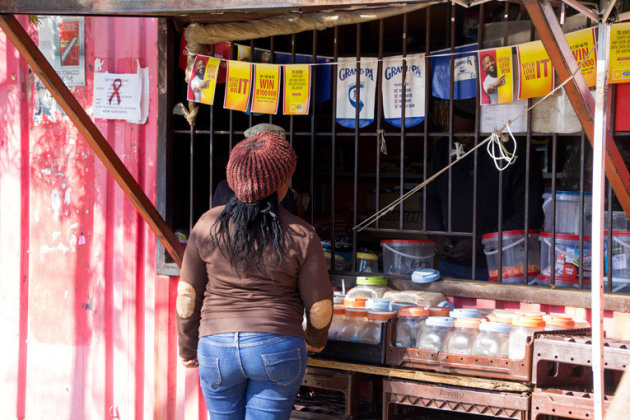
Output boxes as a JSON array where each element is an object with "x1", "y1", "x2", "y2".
[
  {"x1": 181, "y1": 358, "x2": 199, "y2": 368},
  {"x1": 306, "y1": 344, "x2": 325, "y2": 353}
]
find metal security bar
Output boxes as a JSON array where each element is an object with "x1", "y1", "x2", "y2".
[{"x1": 163, "y1": 2, "x2": 628, "y2": 293}]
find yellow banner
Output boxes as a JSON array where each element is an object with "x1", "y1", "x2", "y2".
[
  {"x1": 609, "y1": 23, "x2": 630, "y2": 84},
  {"x1": 478, "y1": 47, "x2": 513, "y2": 105},
  {"x1": 566, "y1": 28, "x2": 596, "y2": 87},
  {"x1": 223, "y1": 61, "x2": 252, "y2": 112},
  {"x1": 251, "y1": 64, "x2": 281, "y2": 114},
  {"x1": 237, "y1": 44, "x2": 252, "y2": 62},
  {"x1": 518, "y1": 40, "x2": 554, "y2": 100},
  {"x1": 283, "y1": 64, "x2": 311, "y2": 115},
  {"x1": 187, "y1": 55, "x2": 221, "y2": 105}
]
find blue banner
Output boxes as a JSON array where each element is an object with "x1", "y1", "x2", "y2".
[{"x1": 431, "y1": 44, "x2": 478, "y2": 100}]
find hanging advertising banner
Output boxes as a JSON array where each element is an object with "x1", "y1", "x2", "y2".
[
  {"x1": 272, "y1": 51, "x2": 332, "y2": 103},
  {"x1": 517, "y1": 40, "x2": 554, "y2": 100},
  {"x1": 251, "y1": 64, "x2": 281, "y2": 114},
  {"x1": 431, "y1": 44, "x2": 477, "y2": 100},
  {"x1": 382, "y1": 54, "x2": 425, "y2": 127},
  {"x1": 609, "y1": 22, "x2": 630, "y2": 84},
  {"x1": 187, "y1": 55, "x2": 221, "y2": 105},
  {"x1": 566, "y1": 28, "x2": 597, "y2": 87},
  {"x1": 237, "y1": 44, "x2": 252, "y2": 62},
  {"x1": 478, "y1": 47, "x2": 513, "y2": 105},
  {"x1": 213, "y1": 42, "x2": 232, "y2": 84},
  {"x1": 283, "y1": 64, "x2": 311, "y2": 115},
  {"x1": 223, "y1": 60, "x2": 252, "y2": 112},
  {"x1": 336, "y1": 57, "x2": 378, "y2": 128}
]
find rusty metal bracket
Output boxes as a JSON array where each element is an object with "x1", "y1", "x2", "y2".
[
  {"x1": 523, "y1": 0, "x2": 630, "y2": 220},
  {"x1": 0, "y1": 14, "x2": 185, "y2": 266}
]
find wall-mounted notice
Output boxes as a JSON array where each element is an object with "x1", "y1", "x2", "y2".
[
  {"x1": 93, "y1": 71, "x2": 142, "y2": 122},
  {"x1": 37, "y1": 16, "x2": 86, "y2": 87}
]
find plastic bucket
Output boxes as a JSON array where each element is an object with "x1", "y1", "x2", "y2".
[
  {"x1": 542, "y1": 190, "x2": 592, "y2": 235},
  {"x1": 356, "y1": 252, "x2": 379, "y2": 273},
  {"x1": 381, "y1": 239, "x2": 435, "y2": 275},
  {"x1": 538, "y1": 232, "x2": 591, "y2": 288},
  {"x1": 604, "y1": 231, "x2": 630, "y2": 292},
  {"x1": 481, "y1": 230, "x2": 540, "y2": 284}
]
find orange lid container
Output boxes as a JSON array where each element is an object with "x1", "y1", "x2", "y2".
[
  {"x1": 333, "y1": 305, "x2": 346, "y2": 315},
  {"x1": 429, "y1": 307, "x2": 451, "y2": 317},
  {"x1": 545, "y1": 316, "x2": 575, "y2": 328},
  {"x1": 454, "y1": 318, "x2": 482, "y2": 329},
  {"x1": 513, "y1": 315, "x2": 546, "y2": 328},
  {"x1": 367, "y1": 309, "x2": 398, "y2": 321},
  {"x1": 345, "y1": 308, "x2": 367, "y2": 318},
  {"x1": 344, "y1": 297, "x2": 368, "y2": 308},
  {"x1": 399, "y1": 306, "x2": 429, "y2": 318}
]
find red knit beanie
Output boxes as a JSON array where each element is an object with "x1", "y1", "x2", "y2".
[{"x1": 226, "y1": 131, "x2": 297, "y2": 203}]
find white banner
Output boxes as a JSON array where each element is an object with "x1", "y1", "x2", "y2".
[
  {"x1": 382, "y1": 54, "x2": 425, "y2": 128},
  {"x1": 336, "y1": 57, "x2": 378, "y2": 128}
]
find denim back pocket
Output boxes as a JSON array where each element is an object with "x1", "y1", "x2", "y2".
[
  {"x1": 261, "y1": 348, "x2": 302, "y2": 386},
  {"x1": 198, "y1": 353, "x2": 222, "y2": 390}
]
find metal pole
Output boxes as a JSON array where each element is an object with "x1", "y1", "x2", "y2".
[{"x1": 592, "y1": 22, "x2": 611, "y2": 420}]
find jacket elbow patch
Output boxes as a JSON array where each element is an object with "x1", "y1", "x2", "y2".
[
  {"x1": 309, "y1": 299, "x2": 333, "y2": 329},
  {"x1": 176, "y1": 281, "x2": 196, "y2": 319}
]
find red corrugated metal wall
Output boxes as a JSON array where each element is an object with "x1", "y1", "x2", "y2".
[{"x1": 0, "y1": 16, "x2": 199, "y2": 420}]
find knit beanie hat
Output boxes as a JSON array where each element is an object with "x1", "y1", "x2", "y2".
[{"x1": 226, "y1": 131, "x2": 297, "y2": 203}]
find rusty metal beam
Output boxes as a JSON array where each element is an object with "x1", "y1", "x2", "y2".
[
  {"x1": 523, "y1": 0, "x2": 630, "y2": 219},
  {"x1": 0, "y1": 14, "x2": 185, "y2": 267}
]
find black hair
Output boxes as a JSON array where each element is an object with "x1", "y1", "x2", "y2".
[{"x1": 210, "y1": 193, "x2": 285, "y2": 274}]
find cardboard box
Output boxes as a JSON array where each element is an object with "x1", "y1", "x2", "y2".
[{"x1": 363, "y1": 191, "x2": 423, "y2": 230}]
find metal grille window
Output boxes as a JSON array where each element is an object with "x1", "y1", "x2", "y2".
[{"x1": 157, "y1": 3, "x2": 630, "y2": 293}]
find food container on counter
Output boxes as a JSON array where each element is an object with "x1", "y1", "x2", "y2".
[
  {"x1": 390, "y1": 301, "x2": 418, "y2": 312},
  {"x1": 429, "y1": 307, "x2": 451, "y2": 317},
  {"x1": 343, "y1": 297, "x2": 368, "y2": 308},
  {"x1": 538, "y1": 232, "x2": 591, "y2": 288},
  {"x1": 336, "y1": 308, "x2": 368, "y2": 343},
  {"x1": 443, "y1": 318, "x2": 482, "y2": 355},
  {"x1": 472, "y1": 322, "x2": 511, "y2": 357},
  {"x1": 395, "y1": 306, "x2": 429, "y2": 348},
  {"x1": 361, "y1": 309, "x2": 397, "y2": 345},
  {"x1": 328, "y1": 305, "x2": 346, "y2": 340},
  {"x1": 345, "y1": 276, "x2": 393, "y2": 301},
  {"x1": 508, "y1": 314, "x2": 546, "y2": 360},
  {"x1": 482, "y1": 229, "x2": 540, "y2": 284},
  {"x1": 381, "y1": 239, "x2": 435, "y2": 275},
  {"x1": 449, "y1": 308, "x2": 483, "y2": 319},
  {"x1": 542, "y1": 190, "x2": 592, "y2": 235},
  {"x1": 356, "y1": 252, "x2": 379, "y2": 273},
  {"x1": 543, "y1": 315, "x2": 575, "y2": 331},
  {"x1": 604, "y1": 231, "x2": 630, "y2": 292},
  {"x1": 382, "y1": 290, "x2": 446, "y2": 309},
  {"x1": 417, "y1": 316, "x2": 455, "y2": 351},
  {"x1": 486, "y1": 310, "x2": 517, "y2": 325},
  {"x1": 365, "y1": 298, "x2": 392, "y2": 311}
]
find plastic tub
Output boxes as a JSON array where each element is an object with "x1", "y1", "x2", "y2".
[
  {"x1": 544, "y1": 315, "x2": 575, "y2": 331},
  {"x1": 345, "y1": 276, "x2": 393, "y2": 301},
  {"x1": 328, "y1": 305, "x2": 346, "y2": 340},
  {"x1": 361, "y1": 309, "x2": 397, "y2": 345},
  {"x1": 356, "y1": 252, "x2": 379, "y2": 273},
  {"x1": 449, "y1": 308, "x2": 483, "y2": 319},
  {"x1": 324, "y1": 250, "x2": 352, "y2": 271},
  {"x1": 508, "y1": 315, "x2": 545, "y2": 360},
  {"x1": 604, "y1": 231, "x2": 630, "y2": 292},
  {"x1": 443, "y1": 318, "x2": 481, "y2": 355},
  {"x1": 538, "y1": 232, "x2": 591, "y2": 288},
  {"x1": 482, "y1": 229, "x2": 540, "y2": 284},
  {"x1": 382, "y1": 290, "x2": 446, "y2": 308},
  {"x1": 396, "y1": 306, "x2": 429, "y2": 348},
  {"x1": 417, "y1": 316, "x2": 456, "y2": 351},
  {"x1": 472, "y1": 322, "x2": 511, "y2": 358},
  {"x1": 381, "y1": 239, "x2": 435, "y2": 275},
  {"x1": 542, "y1": 190, "x2": 592, "y2": 235}
]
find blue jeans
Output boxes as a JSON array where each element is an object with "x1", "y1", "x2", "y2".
[{"x1": 197, "y1": 332, "x2": 307, "y2": 420}]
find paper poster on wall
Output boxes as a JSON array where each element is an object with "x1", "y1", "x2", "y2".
[
  {"x1": 336, "y1": 57, "x2": 378, "y2": 129},
  {"x1": 478, "y1": 47, "x2": 513, "y2": 105},
  {"x1": 382, "y1": 54, "x2": 425, "y2": 127},
  {"x1": 251, "y1": 64, "x2": 281, "y2": 114},
  {"x1": 431, "y1": 44, "x2": 477, "y2": 100},
  {"x1": 518, "y1": 40, "x2": 554, "y2": 100},
  {"x1": 37, "y1": 16, "x2": 86, "y2": 87},
  {"x1": 480, "y1": 99, "x2": 527, "y2": 134},
  {"x1": 609, "y1": 23, "x2": 630, "y2": 84},
  {"x1": 272, "y1": 51, "x2": 332, "y2": 103},
  {"x1": 566, "y1": 28, "x2": 596, "y2": 87},
  {"x1": 223, "y1": 61, "x2": 252, "y2": 112},
  {"x1": 187, "y1": 55, "x2": 221, "y2": 105},
  {"x1": 283, "y1": 64, "x2": 311, "y2": 115},
  {"x1": 93, "y1": 71, "x2": 142, "y2": 121}
]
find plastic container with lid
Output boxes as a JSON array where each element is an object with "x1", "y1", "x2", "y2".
[
  {"x1": 538, "y1": 232, "x2": 592, "y2": 288},
  {"x1": 328, "y1": 305, "x2": 346, "y2": 340},
  {"x1": 343, "y1": 296, "x2": 368, "y2": 308},
  {"x1": 508, "y1": 315, "x2": 546, "y2": 360},
  {"x1": 390, "y1": 301, "x2": 417, "y2": 312},
  {"x1": 428, "y1": 307, "x2": 451, "y2": 317},
  {"x1": 449, "y1": 308, "x2": 483, "y2": 319},
  {"x1": 544, "y1": 315, "x2": 576, "y2": 331},
  {"x1": 382, "y1": 290, "x2": 446, "y2": 309},
  {"x1": 604, "y1": 231, "x2": 630, "y2": 292},
  {"x1": 472, "y1": 322, "x2": 511, "y2": 357},
  {"x1": 542, "y1": 190, "x2": 592, "y2": 235},
  {"x1": 345, "y1": 276, "x2": 393, "y2": 301},
  {"x1": 356, "y1": 252, "x2": 379, "y2": 273},
  {"x1": 381, "y1": 239, "x2": 436, "y2": 275},
  {"x1": 365, "y1": 298, "x2": 392, "y2": 311},
  {"x1": 482, "y1": 230, "x2": 540, "y2": 284},
  {"x1": 417, "y1": 316, "x2": 456, "y2": 351},
  {"x1": 336, "y1": 308, "x2": 368, "y2": 343},
  {"x1": 395, "y1": 306, "x2": 429, "y2": 348},
  {"x1": 361, "y1": 309, "x2": 397, "y2": 345},
  {"x1": 443, "y1": 318, "x2": 482, "y2": 355},
  {"x1": 486, "y1": 310, "x2": 517, "y2": 325}
]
